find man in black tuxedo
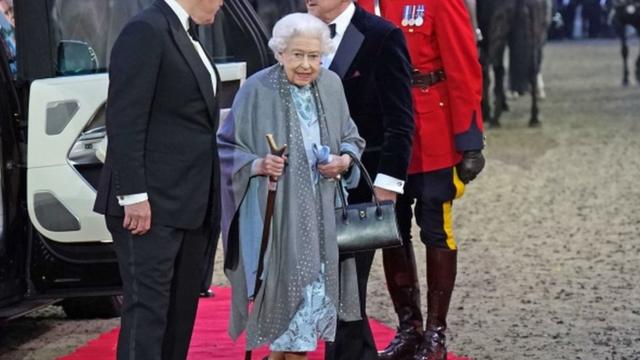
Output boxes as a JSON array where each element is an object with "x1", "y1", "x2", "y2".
[
  {"x1": 307, "y1": 1, "x2": 414, "y2": 359},
  {"x1": 93, "y1": 0, "x2": 222, "y2": 358}
]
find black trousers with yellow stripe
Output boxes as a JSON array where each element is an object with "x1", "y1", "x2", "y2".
[
  {"x1": 381, "y1": 167, "x2": 465, "y2": 334},
  {"x1": 397, "y1": 167, "x2": 465, "y2": 249}
]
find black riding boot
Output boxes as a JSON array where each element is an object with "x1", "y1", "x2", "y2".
[
  {"x1": 414, "y1": 246, "x2": 457, "y2": 360},
  {"x1": 378, "y1": 244, "x2": 423, "y2": 360}
]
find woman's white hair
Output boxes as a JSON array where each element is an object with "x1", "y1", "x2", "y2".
[{"x1": 268, "y1": 13, "x2": 335, "y2": 61}]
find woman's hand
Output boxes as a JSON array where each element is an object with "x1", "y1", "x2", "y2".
[
  {"x1": 318, "y1": 154, "x2": 351, "y2": 179},
  {"x1": 257, "y1": 154, "x2": 287, "y2": 178}
]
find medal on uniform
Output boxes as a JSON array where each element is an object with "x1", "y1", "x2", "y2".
[
  {"x1": 408, "y1": 5, "x2": 417, "y2": 26},
  {"x1": 415, "y1": 5, "x2": 425, "y2": 27},
  {"x1": 401, "y1": 5, "x2": 411, "y2": 27}
]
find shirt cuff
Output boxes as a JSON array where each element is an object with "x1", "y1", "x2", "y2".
[
  {"x1": 117, "y1": 193, "x2": 148, "y2": 206},
  {"x1": 374, "y1": 173, "x2": 405, "y2": 194},
  {"x1": 455, "y1": 111, "x2": 485, "y2": 152}
]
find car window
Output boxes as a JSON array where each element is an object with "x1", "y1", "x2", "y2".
[
  {"x1": 49, "y1": 0, "x2": 266, "y2": 77},
  {"x1": 49, "y1": 0, "x2": 155, "y2": 75},
  {"x1": 248, "y1": 0, "x2": 306, "y2": 35}
]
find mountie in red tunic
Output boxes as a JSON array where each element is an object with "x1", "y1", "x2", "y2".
[{"x1": 358, "y1": 0, "x2": 484, "y2": 174}]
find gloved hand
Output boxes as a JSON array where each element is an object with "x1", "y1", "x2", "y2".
[{"x1": 456, "y1": 150, "x2": 485, "y2": 184}]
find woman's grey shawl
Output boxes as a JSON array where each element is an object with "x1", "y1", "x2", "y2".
[{"x1": 217, "y1": 65, "x2": 365, "y2": 349}]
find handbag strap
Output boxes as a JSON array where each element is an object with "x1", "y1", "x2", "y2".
[{"x1": 336, "y1": 151, "x2": 383, "y2": 217}]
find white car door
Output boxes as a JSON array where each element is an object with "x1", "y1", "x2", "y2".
[
  {"x1": 26, "y1": 62, "x2": 245, "y2": 244},
  {"x1": 27, "y1": 74, "x2": 110, "y2": 244}
]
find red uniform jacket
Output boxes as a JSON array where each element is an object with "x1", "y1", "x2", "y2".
[{"x1": 359, "y1": 0, "x2": 484, "y2": 174}]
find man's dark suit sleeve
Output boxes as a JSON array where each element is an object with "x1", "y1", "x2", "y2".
[
  {"x1": 373, "y1": 27, "x2": 415, "y2": 180},
  {"x1": 106, "y1": 20, "x2": 163, "y2": 196}
]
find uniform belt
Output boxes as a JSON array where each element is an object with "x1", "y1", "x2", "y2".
[{"x1": 411, "y1": 69, "x2": 446, "y2": 88}]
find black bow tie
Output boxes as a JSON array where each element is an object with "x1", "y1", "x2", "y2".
[
  {"x1": 328, "y1": 23, "x2": 337, "y2": 39},
  {"x1": 188, "y1": 18, "x2": 200, "y2": 41}
]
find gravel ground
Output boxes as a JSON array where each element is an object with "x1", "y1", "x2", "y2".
[{"x1": 1, "y1": 39, "x2": 639, "y2": 360}]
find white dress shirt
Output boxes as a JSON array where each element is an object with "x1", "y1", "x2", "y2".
[
  {"x1": 164, "y1": 0, "x2": 217, "y2": 94},
  {"x1": 321, "y1": 2, "x2": 356, "y2": 68},
  {"x1": 118, "y1": 0, "x2": 218, "y2": 206},
  {"x1": 321, "y1": 3, "x2": 405, "y2": 194}
]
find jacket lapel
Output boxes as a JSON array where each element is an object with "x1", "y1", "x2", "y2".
[
  {"x1": 199, "y1": 43, "x2": 222, "y2": 127},
  {"x1": 212, "y1": 63, "x2": 221, "y2": 124},
  {"x1": 156, "y1": 1, "x2": 217, "y2": 123},
  {"x1": 329, "y1": 17, "x2": 365, "y2": 79}
]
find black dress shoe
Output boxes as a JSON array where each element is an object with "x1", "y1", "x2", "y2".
[
  {"x1": 414, "y1": 327, "x2": 446, "y2": 360},
  {"x1": 378, "y1": 327, "x2": 422, "y2": 360},
  {"x1": 200, "y1": 289, "x2": 214, "y2": 298}
]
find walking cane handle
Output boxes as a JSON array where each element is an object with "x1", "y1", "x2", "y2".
[{"x1": 266, "y1": 133, "x2": 287, "y2": 156}]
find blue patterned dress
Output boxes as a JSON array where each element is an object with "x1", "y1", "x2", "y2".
[{"x1": 268, "y1": 84, "x2": 338, "y2": 352}]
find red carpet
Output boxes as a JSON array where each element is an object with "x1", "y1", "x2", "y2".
[{"x1": 59, "y1": 287, "x2": 471, "y2": 360}]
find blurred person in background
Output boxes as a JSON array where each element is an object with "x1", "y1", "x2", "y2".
[
  {"x1": 0, "y1": 0, "x2": 15, "y2": 74},
  {"x1": 0, "y1": 0, "x2": 13, "y2": 25}
]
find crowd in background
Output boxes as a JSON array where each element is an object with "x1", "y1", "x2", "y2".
[
  {"x1": 551, "y1": 0, "x2": 621, "y2": 39},
  {"x1": 247, "y1": 0, "x2": 633, "y2": 41}
]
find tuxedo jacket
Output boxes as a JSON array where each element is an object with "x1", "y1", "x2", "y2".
[
  {"x1": 94, "y1": 0, "x2": 221, "y2": 230},
  {"x1": 329, "y1": 4, "x2": 414, "y2": 200}
]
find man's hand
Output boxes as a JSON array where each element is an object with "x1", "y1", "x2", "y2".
[
  {"x1": 318, "y1": 154, "x2": 351, "y2": 179},
  {"x1": 456, "y1": 150, "x2": 485, "y2": 184},
  {"x1": 123, "y1": 200, "x2": 152, "y2": 235},
  {"x1": 373, "y1": 186, "x2": 397, "y2": 203}
]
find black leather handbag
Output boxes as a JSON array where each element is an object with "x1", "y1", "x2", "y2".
[{"x1": 335, "y1": 152, "x2": 402, "y2": 253}]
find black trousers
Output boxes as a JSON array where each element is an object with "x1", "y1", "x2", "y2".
[
  {"x1": 106, "y1": 216, "x2": 211, "y2": 360},
  {"x1": 199, "y1": 223, "x2": 220, "y2": 294},
  {"x1": 397, "y1": 168, "x2": 465, "y2": 249},
  {"x1": 325, "y1": 250, "x2": 379, "y2": 360}
]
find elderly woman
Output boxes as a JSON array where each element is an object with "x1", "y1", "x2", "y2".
[{"x1": 217, "y1": 12, "x2": 365, "y2": 360}]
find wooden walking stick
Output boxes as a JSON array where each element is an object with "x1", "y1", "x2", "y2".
[
  {"x1": 251, "y1": 133, "x2": 287, "y2": 300},
  {"x1": 245, "y1": 134, "x2": 287, "y2": 360}
]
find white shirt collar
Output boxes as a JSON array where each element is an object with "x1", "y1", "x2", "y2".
[
  {"x1": 164, "y1": 0, "x2": 190, "y2": 32},
  {"x1": 330, "y1": 2, "x2": 356, "y2": 38}
]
